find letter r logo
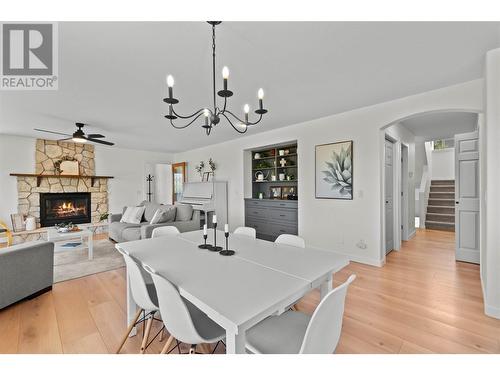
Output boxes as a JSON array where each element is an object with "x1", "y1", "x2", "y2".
[{"x1": 2, "y1": 24, "x2": 53, "y2": 75}]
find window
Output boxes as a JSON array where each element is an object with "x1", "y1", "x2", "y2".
[{"x1": 433, "y1": 138, "x2": 454, "y2": 150}]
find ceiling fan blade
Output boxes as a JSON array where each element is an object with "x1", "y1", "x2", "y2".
[
  {"x1": 84, "y1": 137, "x2": 114, "y2": 146},
  {"x1": 87, "y1": 134, "x2": 105, "y2": 138},
  {"x1": 34, "y1": 128, "x2": 71, "y2": 137}
]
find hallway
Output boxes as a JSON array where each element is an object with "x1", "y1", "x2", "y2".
[{"x1": 300, "y1": 228, "x2": 499, "y2": 353}]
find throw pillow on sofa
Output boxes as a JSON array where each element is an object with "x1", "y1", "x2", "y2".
[
  {"x1": 150, "y1": 206, "x2": 176, "y2": 224},
  {"x1": 174, "y1": 203, "x2": 193, "y2": 221},
  {"x1": 121, "y1": 206, "x2": 146, "y2": 224}
]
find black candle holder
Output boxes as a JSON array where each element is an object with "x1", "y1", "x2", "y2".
[
  {"x1": 219, "y1": 231, "x2": 235, "y2": 256},
  {"x1": 198, "y1": 234, "x2": 212, "y2": 249},
  {"x1": 208, "y1": 223, "x2": 222, "y2": 252}
]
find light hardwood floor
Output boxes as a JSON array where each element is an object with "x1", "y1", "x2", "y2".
[{"x1": 1, "y1": 229, "x2": 499, "y2": 354}]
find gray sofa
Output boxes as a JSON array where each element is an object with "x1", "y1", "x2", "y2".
[
  {"x1": 0, "y1": 241, "x2": 54, "y2": 309},
  {"x1": 108, "y1": 201, "x2": 200, "y2": 242}
]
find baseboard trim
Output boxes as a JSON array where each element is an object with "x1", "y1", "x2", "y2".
[
  {"x1": 344, "y1": 253, "x2": 385, "y2": 267},
  {"x1": 485, "y1": 302, "x2": 500, "y2": 319}
]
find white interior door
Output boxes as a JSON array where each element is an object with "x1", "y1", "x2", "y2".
[
  {"x1": 400, "y1": 144, "x2": 408, "y2": 241},
  {"x1": 385, "y1": 139, "x2": 394, "y2": 254},
  {"x1": 455, "y1": 130, "x2": 480, "y2": 264}
]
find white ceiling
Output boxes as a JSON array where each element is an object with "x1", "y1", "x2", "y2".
[
  {"x1": 1, "y1": 22, "x2": 499, "y2": 152},
  {"x1": 400, "y1": 112, "x2": 478, "y2": 141}
]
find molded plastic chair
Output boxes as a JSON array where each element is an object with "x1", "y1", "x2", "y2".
[
  {"x1": 233, "y1": 226, "x2": 256, "y2": 239},
  {"x1": 275, "y1": 234, "x2": 305, "y2": 248},
  {"x1": 143, "y1": 264, "x2": 226, "y2": 354},
  {"x1": 245, "y1": 274, "x2": 356, "y2": 354},
  {"x1": 152, "y1": 226, "x2": 180, "y2": 238},
  {"x1": 116, "y1": 248, "x2": 162, "y2": 354}
]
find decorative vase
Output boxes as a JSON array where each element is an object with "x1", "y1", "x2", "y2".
[
  {"x1": 279, "y1": 173, "x2": 285, "y2": 181},
  {"x1": 25, "y1": 217, "x2": 36, "y2": 231}
]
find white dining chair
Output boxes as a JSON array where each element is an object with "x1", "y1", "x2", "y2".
[
  {"x1": 233, "y1": 226, "x2": 256, "y2": 239},
  {"x1": 245, "y1": 274, "x2": 356, "y2": 354},
  {"x1": 143, "y1": 264, "x2": 226, "y2": 354},
  {"x1": 152, "y1": 226, "x2": 180, "y2": 238},
  {"x1": 275, "y1": 234, "x2": 306, "y2": 310},
  {"x1": 275, "y1": 234, "x2": 305, "y2": 248},
  {"x1": 116, "y1": 248, "x2": 163, "y2": 354}
]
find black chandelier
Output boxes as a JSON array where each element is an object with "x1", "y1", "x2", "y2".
[{"x1": 163, "y1": 21, "x2": 268, "y2": 136}]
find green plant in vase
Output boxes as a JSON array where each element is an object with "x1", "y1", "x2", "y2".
[{"x1": 254, "y1": 160, "x2": 271, "y2": 169}]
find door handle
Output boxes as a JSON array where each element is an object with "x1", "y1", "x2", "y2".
[
  {"x1": 455, "y1": 201, "x2": 459, "y2": 204},
  {"x1": 386, "y1": 200, "x2": 389, "y2": 204}
]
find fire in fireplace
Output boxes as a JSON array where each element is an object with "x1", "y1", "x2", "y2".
[{"x1": 40, "y1": 192, "x2": 91, "y2": 227}]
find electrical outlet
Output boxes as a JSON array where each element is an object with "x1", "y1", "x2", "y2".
[{"x1": 356, "y1": 240, "x2": 367, "y2": 249}]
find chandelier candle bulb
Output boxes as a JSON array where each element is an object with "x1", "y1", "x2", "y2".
[
  {"x1": 213, "y1": 214, "x2": 217, "y2": 224},
  {"x1": 203, "y1": 224, "x2": 207, "y2": 236},
  {"x1": 244, "y1": 104, "x2": 250, "y2": 124},
  {"x1": 204, "y1": 109, "x2": 210, "y2": 126},
  {"x1": 224, "y1": 224, "x2": 229, "y2": 233},
  {"x1": 222, "y1": 66, "x2": 229, "y2": 91},
  {"x1": 166, "y1": 75, "x2": 174, "y2": 99},
  {"x1": 258, "y1": 88, "x2": 264, "y2": 110}
]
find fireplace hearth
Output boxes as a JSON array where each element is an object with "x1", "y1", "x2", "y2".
[{"x1": 40, "y1": 192, "x2": 91, "y2": 227}]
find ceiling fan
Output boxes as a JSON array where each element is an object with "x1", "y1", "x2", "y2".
[{"x1": 34, "y1": 123, "x2": 115, "y2": 146}]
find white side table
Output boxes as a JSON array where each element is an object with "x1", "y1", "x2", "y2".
[{"x1": 47, "y1": 228, "x2": 94, "y2": 260}]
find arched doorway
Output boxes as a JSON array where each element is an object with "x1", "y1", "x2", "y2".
[{"x1": 379, "y1": 108, "x2": 482, "y2": 264}]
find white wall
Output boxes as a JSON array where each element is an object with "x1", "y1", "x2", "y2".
[
  {"x1": 431, "y1": 148, "x2": 455, "y2": 180},
  {"x1": 174, "y1": 80, "x2": 483, "y2": 266},
  {"x1": 484, "y1": 48, "x2": 500, "y2": 318},
  {"x1": 0, "y1": 135, "x2": 36, "y2": 228},
  {"x1": 0, "y1": 134, "x2": 173, "y2": 227},
  {"x1": 385, "y1": 122, "x2": 417, "y2": 242},
  {"x1": 154, "y1": 163, "x2": 172, "y2": 205},
  {"x1": 414, "y1": 137, "x2": 427, "y2": 188}
]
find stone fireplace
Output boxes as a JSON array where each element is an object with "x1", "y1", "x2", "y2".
[
  {"x1": 12, "y1": 139, "x2": 109, "y2": 243},
  {"x1": 40, "y1": 192, "x2": 92, "y2": 227}
]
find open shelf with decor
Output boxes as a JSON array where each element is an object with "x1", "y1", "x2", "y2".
[
  {"x1": 251, "y1": 142, "x2": 298, "y2": 200},
  {"x1": 245, "y1": 142, "x2": 298, "y2": 241}
]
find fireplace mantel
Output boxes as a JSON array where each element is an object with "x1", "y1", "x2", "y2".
[{"x1": 10, "y1": 173, "x2": 113, "y2": 187}]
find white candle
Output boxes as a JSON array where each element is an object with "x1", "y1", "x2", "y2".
[
  {"x1": 224, "y1": 224, "x2": 229, "y2": 233},
  {"x1": 203, "y1": 224, "x2": 207, "y2": 235},
  {"x1": 213, "y1": 214, "x2": 217, "y2": 224}
]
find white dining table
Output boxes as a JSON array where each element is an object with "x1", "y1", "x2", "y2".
[{"x1": 115, "y1": 230, "x2": 349, "y2": 354}]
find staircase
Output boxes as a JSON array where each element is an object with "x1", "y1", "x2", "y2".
[{"x1": 425, "y1": 180, "x2": 455, "y2": 232}]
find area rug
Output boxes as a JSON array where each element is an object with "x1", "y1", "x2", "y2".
[{"x1": 53, "y1": 239, "x2": 124, "y2": 283}]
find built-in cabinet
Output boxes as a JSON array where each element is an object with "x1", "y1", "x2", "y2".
[
  {"x1": 245, "y1": 199, "x2": 298, "y2": 241},
  {"x1": 245, "y1": 142, "x2": 298, "y2": 240}
]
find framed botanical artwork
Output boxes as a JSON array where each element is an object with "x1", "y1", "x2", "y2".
[
  {"x1": 315, "y1": 140, "x2": 353, "y2": 200},
  {"x1": 270, "y1": 186, "x2": 282, "y2": 199}
]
